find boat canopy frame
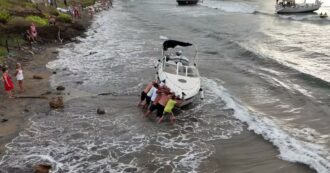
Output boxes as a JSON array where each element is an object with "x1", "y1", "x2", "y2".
[{"x1": 161, "y1": 40, "x2": 199, "y2": 67}]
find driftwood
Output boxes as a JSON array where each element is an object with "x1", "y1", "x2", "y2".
[{"x1": 15, "y1": 96, "x2": 48, "y2": 99}]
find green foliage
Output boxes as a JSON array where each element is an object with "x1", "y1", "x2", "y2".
[
  {"x1": 49, "y1": 8, "x2": 60, "y2": 16},
  {"x1": 0, "y1": 9, "x2": 10, "y2": 23},
  {"x1": 81, "y1": 0, "x2": 95, "y2": 8},
  {"x1": 0, "y1": 47, "x2": 7, "y2": 61},
  {"x1": 26, "y1": 15, "x2": 48, "y2": 26},
  {"x1": 57, "y1": 13, "x2": 72, "y2": 23},
  {"x1": 0, "y1": 36, "x2": 26, "y2": 48}
]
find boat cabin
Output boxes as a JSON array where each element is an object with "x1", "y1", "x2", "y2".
[{"x1": 277, "y1": 0, "x2": 296, "y2": 7}]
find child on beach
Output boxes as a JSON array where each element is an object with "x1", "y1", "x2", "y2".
[
  {"x1": 15, "y1": 63, "x2": 24, "y2": 93},
  {"x1": 30, "y1": 23, "x2": 37, "y2": 42},
  {"x1": 2, "y1": 67, "x2": 14, "y2": 98}
]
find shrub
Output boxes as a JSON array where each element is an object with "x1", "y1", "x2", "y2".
[
  {"x1": 0, "y1": 9, "x2": 10, "y2": 23},
  {"x1": 26, "y1": 15, "x2": 49, "y2": 26},
  {"x1": 81, "y1": 0, "x2": 94, "y2": 8},
  {"x1": 0, "y1": 47, "x2": 7, "y2": 61},
  {"x1": 49, "y1": 8, "x2": 60, "y2": 16},
  {"x1": 57, "y1": 13, "x2": 72, "y2": 23}
]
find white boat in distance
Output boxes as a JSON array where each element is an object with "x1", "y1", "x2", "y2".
[
  {"x1": 156, "y1": 40, "x2": 203, "y2": 107},
  {"x1": 276, "y1": 0, "x2": 322, "y2": 13}
]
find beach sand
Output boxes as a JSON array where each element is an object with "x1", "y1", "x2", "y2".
[{"x1": 0, "y1": 8, "x2": 95, "y2": 158}]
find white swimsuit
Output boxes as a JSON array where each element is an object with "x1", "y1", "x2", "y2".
[{"x1": 16, "y1": 69, "x2": 24, "y2": 81}]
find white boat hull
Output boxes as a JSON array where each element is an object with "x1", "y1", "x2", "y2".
[
  {"x1": 276, "y1": 4, "x2": 321, "y2": 13},
  {"x1": 157, "y1": 66, "x2": 201, "y2": 107}
]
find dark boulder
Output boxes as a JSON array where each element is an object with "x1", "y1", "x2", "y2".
[
  {"x1": 56, "y1": 86, "x2": 65, "y2": 91},
  {"x1": 33, "y1": 75, "x2": 43, "y2": 80},
  {"x1": 49, "y1": 97, "x2": 64, "y2": 109},
  {"x1": 97, "y1": 108, "x2": 106, "y2": 115},
  {"x1": 33, "y1": 164, "x2": 52, "y2": 173}
]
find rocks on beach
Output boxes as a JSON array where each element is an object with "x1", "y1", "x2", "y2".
[
  {"x1": 56, "y1": 86, "x2": 66, "y2": 91},
  {"x1": 33, "y1": 164, "x2": 52, "y2": 173},
  {"x1": 49, "y1": 97, "x2": 64, "y2": 109},
  {"x1": 33, "y1": 75, "x2": 43, "y2": 80},
  {"x1": 97, "y1": 108, "x2": 106, "y2": 115},
  {"x1": 1, "y1": 118, "x2": 8, "y2": 123}
]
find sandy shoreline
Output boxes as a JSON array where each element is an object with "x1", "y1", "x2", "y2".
[
  {"x1": 0, "y1": 9, "x2": 97, "y2": 159},
  {"x1": 0, "y1": 45, "x2": 60, "y2": 156}
]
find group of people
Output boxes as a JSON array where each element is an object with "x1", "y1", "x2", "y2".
[
  {"x1": 138, "y1": 80, "x2": 183, "y2": 124},
  {"x1": 1, "y1": 63, "x2": 24, "y2": 98}
]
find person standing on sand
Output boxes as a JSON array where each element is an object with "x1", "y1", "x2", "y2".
[
  {"x1": 15, "y1": 63, "x2": 24, "y2": 93},
  {"x1": 2, "y1": 67, "x2": 14, "y2": 98}
]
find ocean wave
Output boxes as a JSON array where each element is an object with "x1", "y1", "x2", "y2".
[{"x1": 203, "y1": 78, "x2": 330, "y2": 173}]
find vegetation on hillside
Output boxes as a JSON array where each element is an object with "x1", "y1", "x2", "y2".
[{"x1": 57, "y1": 13, "x2": 72, "y2": 23}]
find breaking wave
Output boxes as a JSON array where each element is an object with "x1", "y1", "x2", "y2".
[{"x1": 203, "y1": 78, "x2": 330, "y2": 173}]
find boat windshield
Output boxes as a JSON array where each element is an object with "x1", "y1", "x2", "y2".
[{"x1": 163, "y1": 63, "x2": 199, "y2": 77}]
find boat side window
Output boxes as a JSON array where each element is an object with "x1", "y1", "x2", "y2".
[
  {"x1": 164, "y1": 63, "x2": 177, "y2": 74},
  {"x1": 178, "y1": 65, "x2": 186, "y2": 76}
]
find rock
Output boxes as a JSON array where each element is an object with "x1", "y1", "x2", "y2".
[
  {"x1": 33, "y1": 164, "x2": 52, "y2": 173},
  {"x1": 76, "y1": 81, "x2": 83, "y2": 85},
  {"x1": 56, "y1": 86, "x2": 65, "y2": 91},
  {"x1": 24, "y1": 109, "x2": 29, "y2": 112},
  {"x1": 33, "y1": 75, "x2": 43, "y2": 80},
  {"x1": 52, "y1": 71, "x2": 57, "y2": 74},
  {"x1": 42, "y1": 91, "x2": 52, "y2": 95},
  {"x1": 1, "y1": 118, "x2": 8, "y2": 123},
  {"x1": 123, "y1": 167, "x2": 137, "y2": 172},
  {"x1": 189, "y1": 117, "x2": 198, "y2": 122},
  {"x1": 97, "y1": 108, "x2": 106, "y2": 115},
  {"x1": 49, "y1": 97, "x2": 64, "y2": 109}
]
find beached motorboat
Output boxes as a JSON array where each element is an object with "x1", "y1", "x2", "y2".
[
  {"x1": 156, "y1": 40, "x2": 203, "y2": 107},
  {"x1": 177, "y1": 0, "x2": 199, "y2": 6},
  {"x1": 276, "y1": 0, "x2": 322, "y2": 13}
]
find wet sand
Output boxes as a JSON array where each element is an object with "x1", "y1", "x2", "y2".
[{"x1": 0, "y1": 45, "x2": 57, "y2": 156}]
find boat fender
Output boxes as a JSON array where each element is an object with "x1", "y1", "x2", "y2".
[
  {"x1": 199, "y1": 88, "x2": 204, "y2": 100},
  {"x1": 182, "y1": 92, "x2": 186, "y2": 99}
]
